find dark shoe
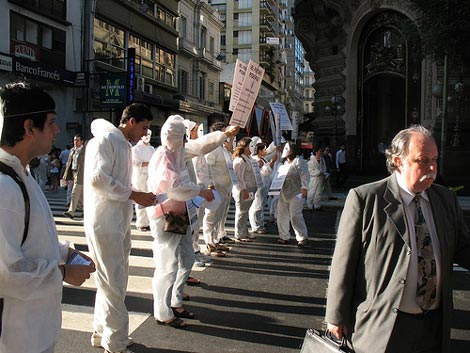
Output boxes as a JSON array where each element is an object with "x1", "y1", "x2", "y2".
[
  {"x1": 205, "y1": 244, "x2": 226, "y2": 257},
  {"x1": 63, "y1": 211, "x2": 74, "y2": 220},
  {"x1": 172, "y1": 307, "x2": 195, "y2": 319},
  {"x1": 277, "y1": 238, "x2": 289, "y2": 244},
  {"x1": 156, "y1": 317, "x2": 187, "y2": 329},
  {"x1": 298, "y1": 240, "x2": 307, "y2": 248},
  {"x1": 182, "y1": 293, "x2": 190, "y2": 301},
  {"x1": 220, "y1": 235, "x2": 234, "y2": 243},
  {"x1": 186, "y1": 277, "x2": 201, "y2": 286}
]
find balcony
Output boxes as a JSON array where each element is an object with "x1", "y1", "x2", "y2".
[
  {"x1": 260, "y1": 18, "x2": 275, "y2": 35},
  {"x1": 178, "y1": 38, "x2": 197, "y2": 57},
  {"x1": 195, "y1": 48, "x2": 223, "y2": 71}
]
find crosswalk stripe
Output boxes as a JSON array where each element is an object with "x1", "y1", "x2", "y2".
[{"x1": 61, "y1": 304, "x2": 149, "y2": 334}]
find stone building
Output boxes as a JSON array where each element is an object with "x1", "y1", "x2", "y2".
[{"x1": 294, "y1": 0, "x2": 470, "y2": 188}]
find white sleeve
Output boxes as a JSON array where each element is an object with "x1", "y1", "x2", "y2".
[
  {"x1": 185, "y1": 131, "x2": 226, "y2": 159},
  {"x1": 233, "y1": 157, "x2": 246, "y2": 191}
]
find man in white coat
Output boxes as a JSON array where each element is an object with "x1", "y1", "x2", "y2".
[
  {"x1": 84, "y1": 103, "x2": 156, "y2": 353},
  {"x1": 0, "y1": 82, "x2": 94, "y2": 353},
  {"x1": 131, "y1": 130, "x2": 155, "y2": 231}
]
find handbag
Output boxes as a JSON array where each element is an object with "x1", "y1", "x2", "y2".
[
  {"x1": 163, "y1": 212, "x2": 189, "y2": 234},
  {"x1": 300, "y1": 329, "x2": 354, "y2": 353}
]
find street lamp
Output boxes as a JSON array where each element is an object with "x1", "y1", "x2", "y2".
[{"x1": 325, "y1": 95, "x2": 343, "y2": 148}]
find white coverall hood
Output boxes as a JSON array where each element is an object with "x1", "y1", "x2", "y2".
[
  {"x1": 249, "y1": 136, "x2": 262, "y2": 155},
  {"x1": 90, "y1": 118, "x2": 120, "y2": 139},
  {"x1": 183, "y1": 119, "x2": 198, "y2": 141},
  {"x1": 141, "y1": 129, "x2": 152, "y2": 144},
  {"x1": 160, "y1": 115, "x2": 186, "y2": 170}
]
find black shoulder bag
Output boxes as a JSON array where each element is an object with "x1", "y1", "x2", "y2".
[{"x1": 0, "y1": 161, "x2": 30, "y2": 338}]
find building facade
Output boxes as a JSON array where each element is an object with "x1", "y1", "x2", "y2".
[
  {"x1": 176, "y1": 0, "x2": 226, "y2": 131},
  {"x1": 294, "y1": 0, "x2": 470, "y2": 188},
  {"x1": 0, "y1": 0, "x2": 85, "y2": 148},
  {"x1": 210, "y1": 0, "x2": 294, "y2": 138},
  {"x1": 86, "y1": 0, "x2": 180, "y2": 143}
]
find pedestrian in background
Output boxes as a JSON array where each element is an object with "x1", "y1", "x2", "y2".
[
  {"x1": 335, "y1": 143, "x2": 347, "y2": 188},
  {"x1": 62, "y1": 134, "x2": 86, "y2": 220}
]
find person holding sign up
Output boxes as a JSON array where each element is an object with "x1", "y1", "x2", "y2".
[
  {"x1": 146, "y1": 115, "x2": 215, "y2": 329},
  {"x1": 232, "y1": 137, "x2": 258, "y2": 242}
]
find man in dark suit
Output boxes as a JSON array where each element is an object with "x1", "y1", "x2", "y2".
[{"x1": 325, "y1": 125, "x2": 470, "y2": 353}]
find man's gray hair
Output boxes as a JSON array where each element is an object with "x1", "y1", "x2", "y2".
[{"x1": 385, "y1": 125, "x2": 434, "y2": 174}]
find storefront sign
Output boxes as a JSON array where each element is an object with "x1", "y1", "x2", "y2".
[
  {"x1": 0, "y1": 54, "x2": 12, "y2": 72},
  {"x1": 11, "y1": 41, "x2": 39, "y2": 61},
  {"x1": 100, "y1": 73, "x2": 127, "y2": 107},
  {"x1": 127, "y1": 48, "x2": 136, "y2": 104}
]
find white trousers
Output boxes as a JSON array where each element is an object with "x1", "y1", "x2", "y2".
[
  {"x1": 270, "y1": 195, "x2": 279, "y2": 219},
  {"x1": 248, "y1": 186, "x2": 268, "y2": 231},
  {"x1": 151, "y1": 216, "x2": 195, "y2": 321},
  {"x1": 87, "y1": 222, "x2": 132, "y2": 352},
  {"x1": 192, "y1": 206, "x2": 205, "y2": 252},
  {"x1": 307, "y1": 176, "x2": 324, "y2": 209},
  {"x1": 133, "y1": 171, "x2": 149, "y2": 228},
  {"x1": 232, "y1": 188, "x2": 254, "y2": 239},
  {"x1": 277, "y1": 195, "x2": 308, "y2": 242},
  {"x1": 203, "y1": 187, "x2": 231, "y2": 245}
]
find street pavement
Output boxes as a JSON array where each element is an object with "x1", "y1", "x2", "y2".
[{"x1": 44, "y1": 181, "x2": 470, "y2": 353}]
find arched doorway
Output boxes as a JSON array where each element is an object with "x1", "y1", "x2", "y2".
[{"x1": 358, "y1": 11, "x2": 421, "y2": 175}]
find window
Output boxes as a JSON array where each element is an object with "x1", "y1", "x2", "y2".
[
  {"x1": 155, "y1": 47, "x2": 176, "y2": 87},
  {"x1": 129, "y1": 34, "x2": 154, "y2": 78},
  {"x1": 93, "y1": 18, "x2": 125, "y2": 69},
  {"x1": 10, "y1": 0, "x2": 66, "y2": 20},
  {"x1": 179, "y1": 70, "x2": 188, "y2": 94},
  {"x1": 238, "y1": 0, "x2": 252, "y2": 9},
  {"x1": 180, "y1": 16, "x2": 187, "y2": 39},
  {"x1": 199, "y1": 73, "x2": 207, "y2": 101},
  {"x1": 208, "y1": 82, "x2": 214, "y2": 102},
  {"x1": 157, "y1": 6, "x2": 177, "y2": 29},
  {"x1": 200, "y1": 26, "x2": 207, "y2": 48},
  {"x1": 10, "y1": 12, "x2": 66, "y2": 67},
  {"x1": 221, "y1": 34, "x2": 226, "y2": 46},
  {"x1": 238, "y1": 48, "x2": 251, "y2": 62},
  {"x1": 209, "y1": 37, "x2": 215, "y2": 54},
  {"x1": 238, "y1": 13, "x2": 252, "y2": 26},
  {"x1": 238, "y1": 31, "x2": 252, "y2": 45}
]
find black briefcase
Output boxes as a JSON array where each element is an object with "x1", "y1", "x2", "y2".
[{"x1": 300, "y1": 329, "x2": 354, "y2": 353}]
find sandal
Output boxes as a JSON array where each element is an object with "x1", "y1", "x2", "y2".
[
  {"x1": 186, "y1": 277, "x2": 201, "y2": 286},
  {"x1": 172, "y1": 307, "x2": 195, "y2": 319},
  {"x1": 156, "y1": 317, "x2": 187, "y2": 329},
  {"x1": 235, "y1": 237, "x2": 253, "y2": 243},
  {"x1": 182, "y1": 293, "x2": 190, "y2": 301},
  {"x1": 277, "y1": 238, "x2": 289, "y2": 244}
]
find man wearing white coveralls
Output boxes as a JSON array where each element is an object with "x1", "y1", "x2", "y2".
[
  {"x1": 131, "y1": 130, "x2": 155, "y2": 231},
  {"x1": 84, "y1": 103, "x2": 155, "y2": 353}
]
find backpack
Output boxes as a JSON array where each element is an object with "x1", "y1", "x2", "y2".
[{"x1": 0, "y1": 161, "x2": 30, "y2": 338}]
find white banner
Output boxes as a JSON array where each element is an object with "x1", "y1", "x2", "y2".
[
  {"x1": 291, "y1": 111, "x2": 299, "y2": 140},
  {"x1": 229, "y1": 59, "x2": 247, "y2": 112},
  {"x1": 268, "y1": 164, "x2": 291, "y2": 196},
  {"x1": 269, "y1": 102, "x2": 292, "y2": 130},
  {"x1": 230, "y1": 60, "x2": 265, "y2": 128}
]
